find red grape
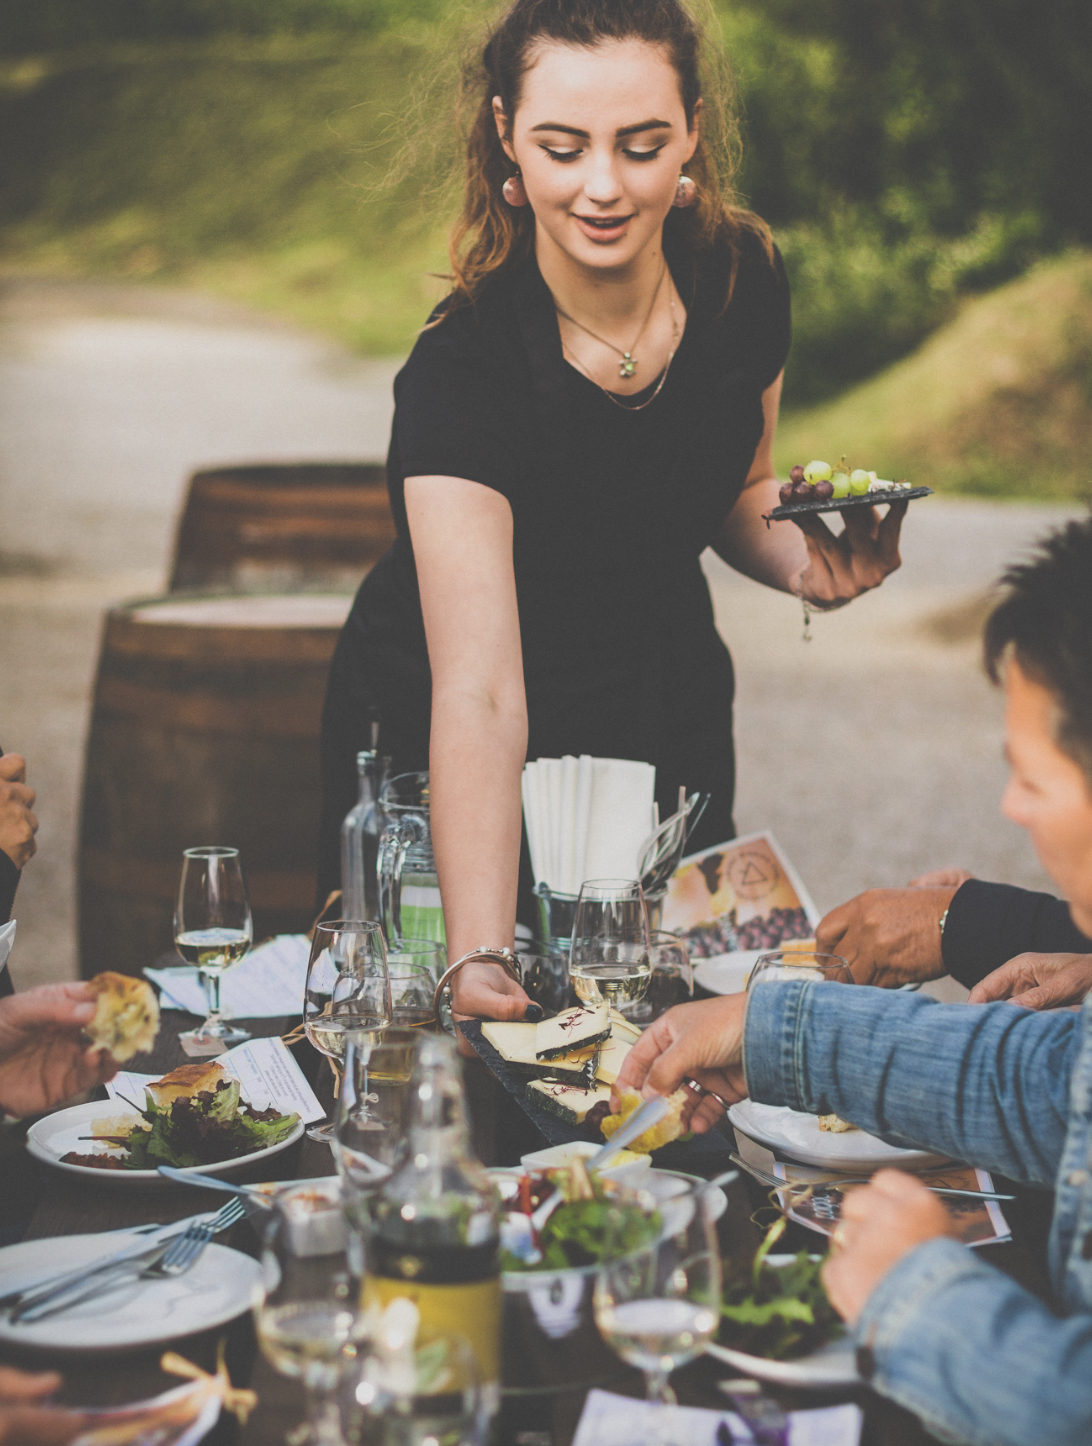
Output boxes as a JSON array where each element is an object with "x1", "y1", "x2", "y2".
[
  {"x1": 793, "y1": 480, "x2": 812, "y2": 499},
  {"x1": 789, "y1": 465, "x2": 805, "y2": 484},
  {"x1": 779, "y1": 482, "x2": 795, "y2": 504},
  {"x1": 814, "y1": 479, "x2": 834, "y2": 500}
]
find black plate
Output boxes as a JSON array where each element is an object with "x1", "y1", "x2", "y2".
[{"x1": 764, "y1": 485, "x2": 933, "y2": 522}]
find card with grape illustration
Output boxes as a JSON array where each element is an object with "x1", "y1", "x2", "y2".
[{"x1": 661, "y1": 831, "x2": 820, "y2": 961}]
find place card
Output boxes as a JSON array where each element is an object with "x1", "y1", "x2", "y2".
[
  {"x1": 145, "y1": 933, "x2": 310, "y2": 1019},
  {"x1": 572, "y1": 1389, "x2": 862, "y2": 1446}
]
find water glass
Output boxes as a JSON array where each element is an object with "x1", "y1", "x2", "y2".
[
  {"x1": 516, "y1": 947, "x2": 569, "y2": 1015},
  {"x1": 747, "y1": 950, "x2": 853, "y2": 990},
  {"x1": 174, "y1": 845, "x2": 253, "y2": 1051},
  {"x1": 386, "y1": 938, "x2": 447, "y2": 1031},
  {"x1": 335, "y1": 1028, "x2": 420, "y2": 1200},
  {"x1": 622, "y1": 931, "x2": 693, "y2": 1025},
  {"x1": 254, "y1": 1181, "x2": 361, "y2": 1446},
  {"x1": 569, "y1": 879, "x2": 651, "y2": 1010}
]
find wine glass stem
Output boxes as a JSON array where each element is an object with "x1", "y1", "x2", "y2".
[
  {"x1": 644, "y1": 1368, "x2": 676, "y2": 1406},
  {"x1": 201, "y1": 968, "x2": 222, "y2": 1024},
  {"x1": 305, "y1": 1386, "x2": 344, "y2": 1446}
]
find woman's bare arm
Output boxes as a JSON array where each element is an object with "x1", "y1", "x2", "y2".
[
  {"x1": 713, "y1": 371, "x2": 906, "y2": 602},
  {"x1": 405, "y1": 475, "x2": 533, "y2": 1023}
]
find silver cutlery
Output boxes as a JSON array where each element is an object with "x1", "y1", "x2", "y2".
[
  {"x1": 10, "y1": 1197, "x2": 246, "y2": 1323},
  {"x1": 588, "y1": 1095, "x2": 671, "y2": 1171},
  {"x1": 729, "y1": 1150, "x2": 1016, "y2": 1202}
]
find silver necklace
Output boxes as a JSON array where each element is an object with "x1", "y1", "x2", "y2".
[
  {"x1": 554, "y1": 261, "x2": 667, "y2": 379},
  {"x1": 561, "y1": 288, "x2": 681, "y2": 411}
]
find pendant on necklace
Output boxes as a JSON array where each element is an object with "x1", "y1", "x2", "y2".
[{"x1": 619, "y1": 354, "x2": 637, "y2": 379}]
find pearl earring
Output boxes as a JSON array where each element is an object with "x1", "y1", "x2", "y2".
[
  {"x1": 673, "y1": 174, "x2": 697, "y2": 209},
  {"x1": 502, "y1": 171, "x2": 528, "y2": 206}
]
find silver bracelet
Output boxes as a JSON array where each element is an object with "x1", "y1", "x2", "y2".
[
  {"x1": 794, "y1": 573, "x2": 849, "y2": 641},
  {"x1": 432, "y1": 947, "x2": 521, "y2": 1022}
]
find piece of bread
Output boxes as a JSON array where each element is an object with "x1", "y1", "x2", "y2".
[
  {"x1": 817, "y1": 1113, "x2": 858, "y2": 1133},
  {"x1": 601, "y1": 1086, "x2": 690, "y2": 1154},
  {"x1": 85, "y1": 972, "x2": 160, "y2": 1062},
  {"x1": 146, "y1": 1060, "x2": 228, "y2": 1106}
]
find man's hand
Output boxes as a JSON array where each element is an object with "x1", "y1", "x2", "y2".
[
  {"x1": 968, "y1": 953, "x2": 1092, "y2": 1010},
  {"x1": 0, "y1": 983, "x2": 118, "y2": 1116},
  {"x1": 816, "y1": 886, "x2": 958, "y2": 987},
  {"x1": 0, "y1": 755, "x2": 38, "y2": 870},
  {"x1": 614, "y1": 995, "x2": 748, "y2": 1130},
  {"x1": 0, "y1": 1368, "x2": 84, "y2": 1446},
  {"x1": 822, "y1": 1169, "x2": 956, "y2": 1325},
  {"x1": 907, "y1": 868, "x2": 975, "y2": 889}
]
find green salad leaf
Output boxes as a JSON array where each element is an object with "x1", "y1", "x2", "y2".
[
  {"x1": 118, "y1": 1082, "x2": 298, "y2": 1169},
  {"x1": 719, "y1": 1221, "x2": 844, "y2": 1361}
]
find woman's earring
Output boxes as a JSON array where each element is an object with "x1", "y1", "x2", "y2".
[
  {"x1": 673, "y1": 174, "x2": 697, "y2": 209},
  {"x1": 502, "y1": 171, "x2": 528, "y2": 207}
]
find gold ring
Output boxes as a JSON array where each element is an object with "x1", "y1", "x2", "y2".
[{"x1": 831, "y1": 1222, "x2": 849, "y2": 1253}]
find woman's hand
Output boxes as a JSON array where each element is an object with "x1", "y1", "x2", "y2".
[
  {"x1": 794, "y1": 501, "x2": 908, "y2": 607},
  {"x1": 0, "y1": 1368, "x2": 85, "y2": 1446},
  {"x1": 614, "y1": 995, "x2": 748, "y2": 1128},
  {"x1": 822, "y1": 1169, "x2": 956, "y2": 1325},
  {"x1": 0, "y1": 982, "x2": 118, "y2": 1117},
  {"x1": 968, "y1": 952, "x2": 1092, "y2": 1009}
]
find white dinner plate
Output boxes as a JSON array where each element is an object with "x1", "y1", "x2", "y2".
[
  {"x1": 693, "y1": 951, "x2": 765, "y2": 996},
  {"x1": 728, "y1": 1099, "x2": 945, "y2": 1171},
  {"x1": 706, "y1": 1254, "x2": 859, "y2": 1389},
  {"x1": 26, "y1": 1100, "x2": 305, "y2": 1186},
  {"x1": 0, "y1": 1236, "x2": 259, "y2": 1352}
]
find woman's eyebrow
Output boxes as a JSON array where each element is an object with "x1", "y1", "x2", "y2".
[{"x1": 528, "y1": 119, "x2": 673, "y2": 137}]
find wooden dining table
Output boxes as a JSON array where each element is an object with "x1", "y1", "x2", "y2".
[{"x1": 0, "y1": 1006, "x2": 1057, "y2": 1446}]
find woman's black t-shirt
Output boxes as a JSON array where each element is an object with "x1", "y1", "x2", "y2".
[{"x1": 317, "y1": 226, "x2": 791, "y2": 902}]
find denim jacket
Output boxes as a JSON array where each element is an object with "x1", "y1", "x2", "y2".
[{"x1": 744, "y1": 981, "x2": 1092, "y2": 1446}]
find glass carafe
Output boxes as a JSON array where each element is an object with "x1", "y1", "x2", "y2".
[
  {"x1": 378, "y1": 772, "x2": 445, "y2": 946},
  {"x1": 341, "y1": 749, "x2": 390, "y2": 922}
]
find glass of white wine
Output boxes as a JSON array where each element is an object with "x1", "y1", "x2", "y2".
[
  {"x1": 747, "y1": 950, "x2": 853, "y2": 990},
  {"x1": 569, "y1": 878, "x2": 651, "y2": 1010},
  {"x1": 174, "y1": 846, "x2": 253, "y2": 1051},
  {"x1": 304, "y1": 921, "x2": 391, "y2": 1144},
  {"x1": 593, "y1": 1186, "x2": 721, "y2": 1423},
  {"x1": 254, "y1": 1180, "x2": 361, "y2": 1446},
  {"x1": 334, "y1": 1027, "x2": 419, "y2": 1200}
]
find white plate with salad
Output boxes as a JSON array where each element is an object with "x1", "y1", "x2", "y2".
[{"x1": 27, "y1": 1097, "x2": 304, "y2": 1186}]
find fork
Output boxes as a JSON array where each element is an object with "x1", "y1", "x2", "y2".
[
  {"x1": 11, "y1": 1198, "x2": 247, "y2": 1323},
  {"x1": 729, "y1": 1151, "x2": 1016, "y2": 1201}
]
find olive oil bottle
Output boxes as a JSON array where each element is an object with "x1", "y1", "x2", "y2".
[{"x1": 361, "y1": 1033, "x2": 501, "y2": 1405}]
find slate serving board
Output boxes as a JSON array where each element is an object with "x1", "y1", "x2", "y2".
[
  {"x1": 457, "y1": 1019, "x2": 733, "y2": 1175},
  {"x1": 764, "y1": 485, "x2": 933, "y2": 522}
]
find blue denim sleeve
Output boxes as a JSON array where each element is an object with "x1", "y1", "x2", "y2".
[
  {"x1": 854, "y1": 1236, "x2": 1092, "y2": 1446},
  {"x1": 743, "y1": 980, "x2": 1075, "y2": 1186}
]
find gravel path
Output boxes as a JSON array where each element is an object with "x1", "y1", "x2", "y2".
[{"x1": 0, "y1": 278, "x2": 1080, "y2": 991}]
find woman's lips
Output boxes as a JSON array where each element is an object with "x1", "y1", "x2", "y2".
[{"x1": 574, "y1": 213, "x2": 633, "y2": 243}]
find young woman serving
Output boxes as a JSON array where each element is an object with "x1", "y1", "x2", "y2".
[{"x1": 318, "y1": 0, "x2": 906, "y2": 1026}]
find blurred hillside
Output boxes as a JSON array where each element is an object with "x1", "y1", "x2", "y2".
[{"x1": 2, "y1": 0, "x2": 1090, "y2": 481}]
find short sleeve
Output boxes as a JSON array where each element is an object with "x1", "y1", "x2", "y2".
[
  {"x1": 392, "y1": 329, "x2": 518, "y2": 501},
  {"x1": 730, "y1": 233, "x2": 791, "y2": 393},
  {"x1": 754, "y1": 242, "x2": 791, "y2": 391}
]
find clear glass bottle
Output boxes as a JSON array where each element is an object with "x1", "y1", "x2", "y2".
[
  {"x1": 359, "y1": 1033, "x2": 501, "y2": 1410},
  {"x1": 341, "y1": 748, "x2": 389, "y2": 922}
]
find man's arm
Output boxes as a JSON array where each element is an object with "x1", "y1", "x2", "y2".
[{"x1": 943, "y1": 879, "x2": 1090, "y2": 988}]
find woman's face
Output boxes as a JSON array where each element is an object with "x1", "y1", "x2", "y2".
[{"x1": 496, "y1": 37, "x2": 699, "y2": 274}]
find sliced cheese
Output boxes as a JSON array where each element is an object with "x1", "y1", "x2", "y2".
[
  {"x1": 481, "y1": 1020, "x2": 597, "y2": 1077},
  {"x1": 535, "y1": 1003, "x2": 610, "y2": 1061},
  {"x1": 527, "y1": 1078, "x2": 613, "y2": 1125},
  {"x1": 595, "y1": 1030, "x2": 636, "y2": 1086}
]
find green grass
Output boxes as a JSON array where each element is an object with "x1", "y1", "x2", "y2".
[{"x1": 774, "y1": 250, "x2": 1092, "y2": 501}]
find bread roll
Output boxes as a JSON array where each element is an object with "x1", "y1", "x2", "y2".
[
  {"x1": 85, "y1": 972, "x2": 160, "y2": 1062},
  {"x1": 146, "y1": 1061, "x2": 228, "y2": 1106}
]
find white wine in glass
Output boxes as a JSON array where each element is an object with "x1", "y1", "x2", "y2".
[
  {"x1": 569, "y1": 878, "x2": 651, "y2": 1009},
  {"x1": 174, "y1": 846, "x2": 253, "y2": 1051}
]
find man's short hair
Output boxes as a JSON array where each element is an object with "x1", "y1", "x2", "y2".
[{"x1": 985, "y1": 512, "x2": 1092, "y2": 789}]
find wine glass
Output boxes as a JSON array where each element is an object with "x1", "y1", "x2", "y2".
[
  {"x1": 304, "y1": 921, "x2": 391, "y2": 1143},
  {"x1": 569, "y1": 878, "x2": 651, "y2": 1010},
  {"x1": 594, "y1": 1185, "x2": 721, "y2": 1419},
  {"x1": 625, "y1": 931, "x2": 693, "y2": 1025},
  {"x1": 335, "y1": 1027, "x2": 420, "y2": 1203},
  {"x1": 747, "y1": 949, "x2": 853, "y2": 989},
  {"x1": 174, "y1": 846, "x2": 253, "y2": 1051},
  {"x1": 385, "y1": 938, "x2": 446, "y2": 1031},
  {"x1": 254, "y1": 1180, "x2": 361, "y2": 1446}
]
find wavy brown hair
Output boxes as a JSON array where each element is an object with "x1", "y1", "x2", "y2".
[{"x1": 446, "y1": 0, "x2": 773, "y2": 311}]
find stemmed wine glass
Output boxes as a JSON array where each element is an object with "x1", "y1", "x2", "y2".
[
  {"x1": 747, "y1": 949, "x2": 853, "y2": 990},
  {"x1": 593, "y1": 1185, "x2": 721, "y2": 1431},
  {"x1": 334, "y1": 1027, "x2": 419, "y2": 1201},
  {"x1": 254, "y1": 1181, "x2": 361, "y2": 1446},
  {"x1": 568, "y1": 878, "x2": 651, "y2": 1010},
  {"x1": 174, "y1": 846, "x2": 253, "y2": 1052},
  {"x1": 304, "y1": 921, "x2": 391, "y2": 1144}
]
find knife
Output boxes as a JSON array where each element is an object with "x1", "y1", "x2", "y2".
[{"x1": 588, "y1": 1095, "x2": 671, "y2": 1171}]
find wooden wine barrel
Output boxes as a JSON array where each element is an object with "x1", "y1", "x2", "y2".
[
  {"x1": 78, "y1": 593, "x2": 352, "y2": 980},
  {"x1": 168, "y1": 462, "x2": 396, "y2": 593}
]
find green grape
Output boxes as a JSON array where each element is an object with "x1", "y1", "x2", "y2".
[
  {"x1": 848, "y1": 469, "x2": 871, "y2": 496},
  {"x1": 803, "y1": 460, "x2": 832, "y2": 484},
  {"x1": 830, "y1": 472, "x2": 851, "y2": 499}
]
